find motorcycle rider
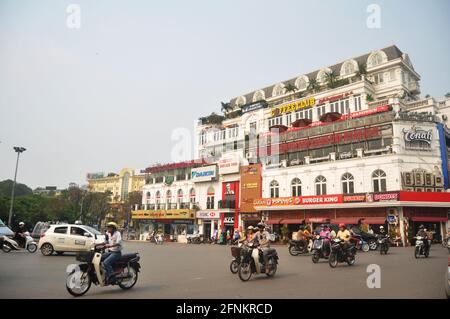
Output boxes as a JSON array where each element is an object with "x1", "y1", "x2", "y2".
[
  {"x1": 336, "y1": 223, "x2": 351, "y2": 249},
  {"x1": 103, "y1": 222, "x2": 123, "y2": 284},
  {"x1": 13, "y1": 222, "x2": 27, "y2": 248},
  {"x1": 416, "y1": 225, "x2": 429, "y2": 253},
  {"x1": 319, "y1": 224, "x2": 331, "y2": 254},
  {"x1": 253, "y1": 222, "x2": 272, "y2": 273}
]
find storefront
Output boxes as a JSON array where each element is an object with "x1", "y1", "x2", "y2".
[
  {"x1": 196, "y1": 210, "x2": 220, "y2": 239},
  {"x1": 221, "y1": 212, "x2": 235, "y2": 234},
  {"x1": 132, "y1": 209, "x2": 196, "y2": 240},
  {"x1": 254, "y1": 191, "x2": 450, "y2": 246},
  {"x1": 240, "y1": 212, "x2": 262, "y2": 229}
]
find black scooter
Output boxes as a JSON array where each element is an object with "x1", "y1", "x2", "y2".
[
  {"x1": 311, "y1": 235, "x2": 331, "y2": 263},
  {"x1": 329, "y1": 238, "x2": 357, "y2": 268}
]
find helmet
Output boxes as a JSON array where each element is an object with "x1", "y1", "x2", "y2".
[
  {"x1": 106, "y1": 222, "x2": 118, "y2": 229},
  {"x1": 419, "y1": 224, "x2": 425, "y2": 229},
  {"x1": 380, "y1": 226, "x2": 384, "y2": 229},
  {"x1": 247, "y1": 226, "x2": 254, "y2": 230},
  {"x1": 257, "y1": 222, "x2": 265, "y2": 229},
  {"x1": 338, "y1": 223, "x2": 346, "y2": 228},
  {"x1": 19, "y1": 222, "x2": 25, "y2": 226}
]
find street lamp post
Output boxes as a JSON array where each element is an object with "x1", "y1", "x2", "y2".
[{"x1": 8, "y1": 146, "x2": 26, "y2": 226}]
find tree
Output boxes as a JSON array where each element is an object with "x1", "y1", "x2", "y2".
[
  {"x1": 220, "y1": 102, "x2": 232, "y2": 114},
  {"x1": 324, "y1": 71, "x2": 338, "y2": 89},
  {"x1": 0, "y1": 179, "x2": 33, "y2": 197},
  {"x1": 307, "y1": 78, "x2": 320, "y2": 94},
  {"x1": 284, "y1": 83, "x2": 298, "y2": 100},
  {"x1": 83, "y1": 191, "x2": 111, "y2": 228},
  {"x1": 445, "y1": 92, "x2": 450, "y2": 98},
  {"x1": 356, "y1": 62, "x2": 367, "y2": 79}
]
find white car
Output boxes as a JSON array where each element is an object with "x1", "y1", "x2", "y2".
[{"x1": 38, "y1": 224, "x2": 106, "y2": 256}]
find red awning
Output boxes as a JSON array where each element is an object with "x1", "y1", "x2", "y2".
[
  {"x1": 280, "y1": 219, "x2": 304, "y2": 225},
  {"x1": 410, "y1": 217, "x2": 448, "y2": 222},
  {"x1": 330, "y1": 218, "x2": 358, "y2": 225},
  {"x1": 266, "y1": 219, "x2": 283, "y2": 225},
  {"x1": 362, "y1": 218, "x2": 386, "y2": 224},
  {"x1": 306, "y1": 217, "x2": 328, "y2": 223}
]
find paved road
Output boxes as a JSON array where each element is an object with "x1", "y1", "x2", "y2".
[{"x1": 0, "y1": 242, "x2": 448, "y2": 298}]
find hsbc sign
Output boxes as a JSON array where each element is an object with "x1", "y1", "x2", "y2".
[{"x1": 196, "y1": 211, "x2": 220, "y2": 219}]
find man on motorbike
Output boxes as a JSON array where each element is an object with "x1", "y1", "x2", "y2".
[
  {"x1": 103, "y1": 222, "x2": 123, "y2": 284},
  {"x1": 416, "y1": 225, "x2": 429, "y2": 253},
  {"x1": 253, "y1": 222, "x2": 272, "y2": 273},
  {"x1": 13, "y1": 222, "x2": 27, "y2": 248},
  {"x1": 336, "y1": 223, "x2": 351, "y2": 249},
  {"x1": 319, "y1": 224, "x2": 331, "y2": 254}
]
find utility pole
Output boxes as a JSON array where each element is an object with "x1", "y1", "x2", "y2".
[{"x1": 8, "y1": 146, "x2": 26, "y2": 226}]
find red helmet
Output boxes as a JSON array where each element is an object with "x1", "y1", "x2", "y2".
[{"x1": 339, "y1": 223, "x2": 346, "y2": 228}]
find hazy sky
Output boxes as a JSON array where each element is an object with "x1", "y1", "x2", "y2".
[{"x1": 1, "y1": 0, "x2": 449, "y2": 189}]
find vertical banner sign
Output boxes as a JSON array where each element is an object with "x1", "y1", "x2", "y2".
[
  {"x1": 222, "y1": 181, "x2": 240, "y2": 229},
  {"x1": 437, "y1": 123, "x2": 449, "y2": 189},
  {"x1": 240, "y1": 164, "x2": 262, "y2": 213}
]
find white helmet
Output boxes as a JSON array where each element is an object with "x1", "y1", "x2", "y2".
[
  {"x1": 19, "y1": 222, "x2": 25, "y2": 226},
  {"x1": 380, "y1": 226, "x2": 384, "y2": 229}
]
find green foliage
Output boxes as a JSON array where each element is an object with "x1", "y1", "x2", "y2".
[
  {"x1": 307, "y1": 78, "x2": 320, "y2": 94},
  {"x1": 366, "y1": 94, "x2": 374, "y2": 102},
  {"x1": 204, "y1": 112, "x2": 226, "y2": 125},
  {"x1": 0, "y1": 180, "x2": 33, "y2": 197}
]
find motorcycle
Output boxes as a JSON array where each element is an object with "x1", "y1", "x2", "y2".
[
  {"x1": 2, "y1": 232, "x2": 37, "y2": 253},
  {"x1": 229, "y1": 244, "x2": 242, "y2": 274},
  {"x1": 149, "y1": 232, "x2": 164, "y2": 245},
  {"x1": 237, "y1": 242, "x2": 279, "y2": 281},
  {"x1": 351, "y1": 233, "x2": 370, "y2": 252},
  {"x1": 311, "y1": 235, "x2": 331, "y2": 263},
  {"x1": 378, "y1": 235, "x2": 390, "y2": 255},
  {"x1": 187, "y1": 233, "x2": 203, "y2": 244},
  {"x1": 288, "y1": 237, "x2": 312, "y2": 256},
  {"x1": 66, "y1": 243, "x2": 141, "y2": 297},
  {"x1": 328, "y1": 238, "x2": 357, "y2": 268},
  {"x1": 414, "y1": 236, "x2": 429, "y2": 258}
]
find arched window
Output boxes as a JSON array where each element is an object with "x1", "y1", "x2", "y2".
[
  {"x1": 315, "y1": 176, "x2": 327, "y2": 195},
  {"x1": 146, "y1": 191, "x2": 151, "y2": 198},
  {"x1": 340, "y1": 60, "x2": 356, "y2": 76},
  {"x1": 156, "y1": 191, "x2": 161, "y2": 209},
  {"x1": 177, "y1": 189, "x2": 183, "y2": 205},
  {"x1": 206, "y1": 186, "x2": 215, "y2": 209},
  {"x1": 272, "y1": 83, "x2": 285, "y2": 97},
  {"x1": 341, "y1": 173, "x2": 354, "y2": 194},
  {"x1": 317, "y1": 69, "x2": 330, "y2": 84},
  {"x1": 372, "y1": 170, "x2": 387, "y2": 192},
  {"x1": 295, "y1": 76, "x2": 308, "y2": 91},
  {"x1": 145, "y1": 191, "x2": 151, "y2": 204},
  {"x1": 236, "y1": 96, "x2": 246, "y2": 107},
  {"x1": 270, "y1": 180, "x2": 279, "y2": 198},
  {"x1": 367, "y1": 51, "x2": 387, "y2": 68},
  {"x1": 253, "y1": 90, "x2": 265, "y2": 102},
  {"x1": 291, "y1": 178, "x2": 302, "y2": 196},
  {"x1": 189, "y1": 188, "x2": 196, "y2": 204},
  {"x1": 166, "y1": 190, "x2": 172, "y2": 206}
]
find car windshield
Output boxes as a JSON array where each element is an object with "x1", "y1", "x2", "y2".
[{"x1": 83, "y1": 226, "x2": 101, "y2": 235}]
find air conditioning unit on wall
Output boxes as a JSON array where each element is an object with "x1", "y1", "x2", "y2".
[
  {"x1": 435, "y1": 175, "x2": 444, "y2": 187},
  {"x1": 414, "y1": 172, "x2": 424, "y2": 186},
  {"x1": 403, "y1": 172, "x2": 414, "y2": 186},
  {"x1": 425, "y1": 173, "x2": 434, "y2": 186}
]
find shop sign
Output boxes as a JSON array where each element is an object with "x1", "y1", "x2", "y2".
[
  {"x1": 372, "y1": 192, "x2": 399, "y2": 201},
  {"x1": 196, "y1": 211, "x2": 221, "y2": 219},
  {"x1": 224, "y1": 216, "x2": 235, "y2": 224},
  {"x1": 300, "y1": 195, "x2": 343, "y2": 204},
  {"x1": 271, "y1": 97, "x2": 316, "y2": 117},
  {"x1": 240, "y1": 164, "x2": 262, "y2": 213},
  {"x1": 318, "y1": 91, "x2": 353, "y2": 104},
  {"x1": 132, "y1": 209, "x2": 195, "y2": 220},
  {"x1": 343, "y1": 194, "x2": 367, "y2": 203},
  {"x1": 403, "y1": 127, "x2": 432, "y2": 150},
  {"x1": 387, "y1": 215, "x2": 397, "y2": 224},
  {"x1": 242, "y1": 101, "x2": 266, "y2": 114},
  {"x1": 219, "y1": 155, "x2": 240, "y2": 175},
  {"x1": 191, "y1": 165, "x2": 217, "y2": 182}
]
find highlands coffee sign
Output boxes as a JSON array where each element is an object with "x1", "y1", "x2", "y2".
[{"x1": 403, "y1": 127, "x2": 432, "y2": 150}]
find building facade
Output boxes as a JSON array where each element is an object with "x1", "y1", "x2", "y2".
[{"x1": 133, "y1": 45, "x2": 450, "y2": 245}]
